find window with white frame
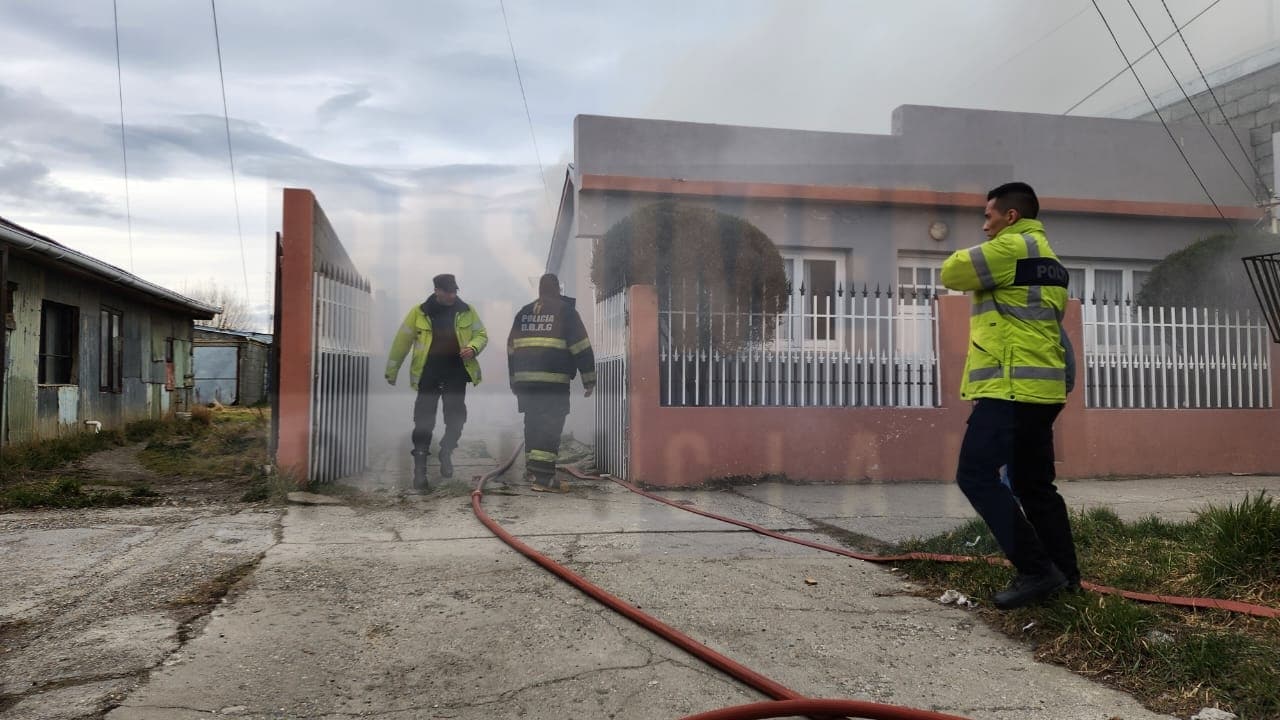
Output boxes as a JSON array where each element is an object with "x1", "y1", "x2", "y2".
[
  {"x1": 897, "y1": 256, "x2": 963, "y2": 304},
  {"x1": 781, "y1": 251, "x2": 846, "y2": 344},
  {"x1": 1061, "y1": 262, "x2": 1158, "y2": 352},
  {"x1": 1060, "y1": 262, "x2": 1154, "y2": 304}
]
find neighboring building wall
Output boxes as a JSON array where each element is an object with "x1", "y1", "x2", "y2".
[
  {"x1": 553, "y1": 108, "x2": 1268, "y2": 455},
  {"x1": 193, "y1": 332, "x2": 270, "y2": 407},
  {"x1": 1137, "y1": 58, "x2": 1280, "y2": 198},
  {"x1": 239, "y1": 340, "x2": 268, "y2": 406},
  {"x1": 3, "y1": 254, "x2": 195, "y2": 443}
]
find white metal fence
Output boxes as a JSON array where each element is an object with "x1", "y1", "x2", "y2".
[
  {"x1": 310, "y1": 272, "x2": 373, "y2": 483},
  {"x1": 594, "y1": 292, "x2": 629, "y2": 477},
  {"x1": 1083, "y1": 300, "x2": 1273, "y2": 409},
  {"x1": 659, "y1": 287, "x2": 939, "y2": 407}
]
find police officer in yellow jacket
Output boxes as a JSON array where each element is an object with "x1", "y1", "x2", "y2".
[
  {"x1": 941, "y1": 182, "x2": 1080, "y2": 609},
  {"x1": 386, "y1": 274, "x2": 488, "y2": 492},
  {"x1": 508, "y1": 274, "x2": 595, "y2": 493}
]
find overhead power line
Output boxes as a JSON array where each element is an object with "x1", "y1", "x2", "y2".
[
  {"x1": 1064, "y1": 0, "x2": 1221, "y2": 115},
  {"x1": 1160, "y1": 0, "x2": 1273, "y2": 199},
  {"x1": 1088, "y1": 0, "x2": 1232, "y2": 229},
  {"x1": 498, "y1": 0, "x2": 552, "y2": 212},
  {"x1": 210, "y1": 0, "x2": 252, "y2": 308},
  {"x1": 112, "y1": 0, "x2": 135, "y2": 272},
  {"x1": 1124, "y1": 0, "x2": 1259, "y2": 203}
]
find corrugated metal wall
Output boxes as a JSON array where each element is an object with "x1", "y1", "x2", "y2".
[{"x1": 3, "y1": 254, "x2": 198, "y2": 443}]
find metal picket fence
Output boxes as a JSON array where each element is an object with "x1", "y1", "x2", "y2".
[
  {"x1": 310, "y1": 271, "x2": 373, "y2": 482},
  {"x1": 658, "y1": 285, "x2": 939, "y2": 408},
  {"x1": 1083, "y1": 298, "x2": 1272, "y2": 409},
  {"x1": 594, "y1": 291, "x2": 629, "y2": 477}
]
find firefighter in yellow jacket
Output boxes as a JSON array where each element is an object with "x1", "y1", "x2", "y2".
[
  {"x1": 507, "y1": 274, "x2": 596, "y2": 493},
  {"x1": 386, "y1": 274, "x2": 488, "y2": 492},
  {"x1": 941, "y1": 182, "x2": 1080, "y2": 610}
]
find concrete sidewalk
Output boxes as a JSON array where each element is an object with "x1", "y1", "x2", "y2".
[{"x1": 100, "y1": 439, "x2": 1277, "y2": 720}]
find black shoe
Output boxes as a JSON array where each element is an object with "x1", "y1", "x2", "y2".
[
  {"x1": 993, "y1": 567, "x2": 1068, "y2": 609},
  {"x1": 439, "y1": 449, "x2": 454, "y2": 479}
]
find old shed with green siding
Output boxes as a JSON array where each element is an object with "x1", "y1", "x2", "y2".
[{"x1": 1, "y1": 217, "x2": 218, "y2": 445}]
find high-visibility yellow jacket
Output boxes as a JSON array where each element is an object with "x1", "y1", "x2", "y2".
[
  {"x1": 940, "y1": 218, "x2": 1069, "y2": 404},
  {"x1": 385, "y1": 299, "x2": 488, "y2": 390}
]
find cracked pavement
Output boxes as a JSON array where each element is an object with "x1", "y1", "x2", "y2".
[
  {"x1": 0, "y1": 505, "x2": 281, "y2": 720},
  {"x1": 9, "y1": 420, "x2": 1277, "y2": 720},
  {"x1": 99, "y1": 437, "x2": 1280, "y2": 720}
]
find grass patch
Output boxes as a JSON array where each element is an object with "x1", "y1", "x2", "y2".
[
  {"x1": 894, "y1": 495, "x2": 1280, "y2": 718},
  {"x1": 0, "y1": 476, "x2": 156, "y2": 510},
  {"x1": 0, "y1": 431, "x2": 124, "y2": 479},
  {"x1": 138, "y1": 408, "x2": 269, "y2": 480},
  {"x1": 124, "y1": 419, "x2": 167, "y2": 443},
  {"x1": 1195, "y1": 493, "x2": 1280, "y2": 601},
  {"x1": 239, "y1": 466, "x2": 299, "y2": 503}
]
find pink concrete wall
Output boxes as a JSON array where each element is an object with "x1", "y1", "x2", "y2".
[{"x1": 623, "y1": 285, "x2": 1280, "y2": 487}]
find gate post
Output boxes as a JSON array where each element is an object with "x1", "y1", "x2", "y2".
[{"x1": 273, "y1": 188, "x2": 372, "y2": 485}]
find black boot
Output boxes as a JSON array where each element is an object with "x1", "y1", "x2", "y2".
[
  {"x1": 411, "y1": 450, "x2": 430, "y2": 492},
  {"x1": 993, "y1": 567, "x2": 1068, "y2": 609},
  {"x1": 439, "y1": 448, "x2": 454, "y2": 479}
]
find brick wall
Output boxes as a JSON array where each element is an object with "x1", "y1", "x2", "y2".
[{"x1": 1139, "y1": 61, "x2": 1280, "y2": 198}]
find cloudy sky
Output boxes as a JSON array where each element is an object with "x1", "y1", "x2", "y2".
[{"x1": 0, "y1": 0, "x2": 1276, "y2": 332}]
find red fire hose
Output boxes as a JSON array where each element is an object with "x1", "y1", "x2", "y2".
[
  {"x1": 471, "y1": 448, "x2": 974, "y2": 720},
  {"x1": 559, "y1": 466, "x2": 1280, "y2": 620}
]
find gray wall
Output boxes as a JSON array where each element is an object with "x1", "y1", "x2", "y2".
[
  {"x1": 576, "y1": 105, "x2": 1256, "y2": 207},
  {"x1": 572, "y1": 192, "x2": 1226, "y2": 286},
  {"x1": 1139, "y1": 60, "x2": 1280, "y2": 199}
]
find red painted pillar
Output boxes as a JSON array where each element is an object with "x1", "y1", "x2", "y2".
[
  {"x1": 626, "y1": 284, "x2": 659, "y2": 485},
  {"x1": 275, "y1": 189, "x2": 317, "y2": 484}
]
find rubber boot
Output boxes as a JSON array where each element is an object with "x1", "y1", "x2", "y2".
[
  {"x1": 439, "y1": 448, "x2": 454, "y2": 479},
  {"x1": 411, "y1": 450, "x2": 430, "y2": 492}
]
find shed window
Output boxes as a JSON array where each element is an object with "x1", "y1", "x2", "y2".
[
  {"x1": 39, "y1": 300, "x2": 78, "y2": 385},
  {"x1": 100, "y1": 307, "x2": 123, "y2": 393}
]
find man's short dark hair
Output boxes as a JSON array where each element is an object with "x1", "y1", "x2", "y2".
[{"x1": 987, "y1": 182, "x2": 1039, "y2": 219}]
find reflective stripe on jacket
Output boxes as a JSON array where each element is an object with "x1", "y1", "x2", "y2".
[
  {"x1": 940, "y1": 218, "x2": 1068, "y2": 404},
  {"x1": 507, "y1": 295, "x2": 596, "y2": 393},
  {"x1": 385, "y1": 300, "x2": 488, "y2": 390}
]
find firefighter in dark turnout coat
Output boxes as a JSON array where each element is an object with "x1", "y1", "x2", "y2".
[{"x1": 507, "y1": 274, "x2": 596, "y2": 492}]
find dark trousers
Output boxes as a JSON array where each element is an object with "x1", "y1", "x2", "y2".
[
  {"x1": 411, "y1": 361, "x2": 469, "y2": 455},
  {"x1": 518, "y1": 390, "x2": 570, "y2": 479},
  {"x1": 956, "y1": 399, "x2": 1079, "y2": 580}
]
